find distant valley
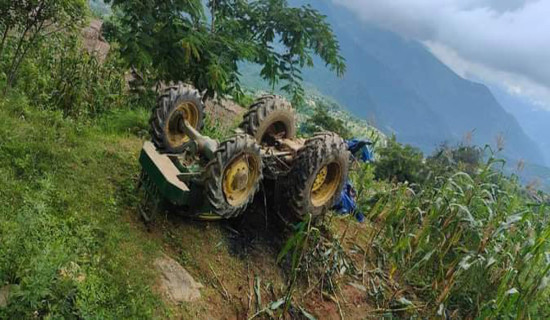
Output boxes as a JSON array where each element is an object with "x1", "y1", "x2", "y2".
[{"x1": 294, "y1": 0, "x2": 545, "y2": 167}]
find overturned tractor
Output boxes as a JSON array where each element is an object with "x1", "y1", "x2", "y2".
[{"x1": 138, "y1": 85, "x2": 350, "y2": 222}]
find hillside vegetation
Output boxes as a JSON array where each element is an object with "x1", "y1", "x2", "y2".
[{"x1": 0, "y1": 1, "x2": 549, "y2": 319}]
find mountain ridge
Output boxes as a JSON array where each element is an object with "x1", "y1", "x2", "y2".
[{"x1": 294, "y1": 0, "x2": 545, "y2": 166}]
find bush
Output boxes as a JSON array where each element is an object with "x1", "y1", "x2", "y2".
[
  {"x1": 428, "y1": 143, "x2": 483, "y2": 177},
  {"x1": 301, "y1": 104, "x2": 352, "y2": 139},
  {"x1": 15, "y1": 32, "x2": 126, "y2": 118},
  {"x1": 373, "y1": 136, "x2": 426, "y2": 184}
]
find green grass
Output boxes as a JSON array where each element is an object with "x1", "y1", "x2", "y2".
[{"x1": 0, "y1": 92, "x2": 167, "y2": 318}]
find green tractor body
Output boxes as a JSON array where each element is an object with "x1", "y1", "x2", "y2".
[{"x1": 139, "y1": 141, "x2": 200, "y2": 208}]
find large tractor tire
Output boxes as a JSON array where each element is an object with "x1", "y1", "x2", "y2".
[
  {"x1": 239, "y1": 95, "x2": 296, "y2": 146},
  {"x1": 204, "y1": 134, "x2": 263, "y2": 218},
  {"x1": 150, "y1": 85, "x2": 205, "y2": 153},
  {"x1": 286, "y1": 132, "x2": 350, "y2": 221}
]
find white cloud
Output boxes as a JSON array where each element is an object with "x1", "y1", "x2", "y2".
[
  {"x1": 425, "y1": 41, "x2": 550, "y2": 110},
  {"x1": 332, "y1": 0, "x2": 550, "y2": 109}
]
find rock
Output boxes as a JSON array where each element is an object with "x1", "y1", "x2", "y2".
[
  {"x1": 204, "y1": 98, "x2": 247, "y2": 132},
  {"x1": 0, "y1": 285, "x2": 12, "y2": 308},
  {"x1": 82, "y1": 19, "x2": 110, "y2": 63},
  {"x1": 154, "y1": 254, "x2": 203, "y2": 303}
]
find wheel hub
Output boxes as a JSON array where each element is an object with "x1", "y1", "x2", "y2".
[
  {"x1": 311, "y1": 163, "x2": 342, "y2": 207},
  {"x1": 223, "y1": 156, "x2": 258, "y2": 206},
  {"x1": 312, "y1": 166, "x2": 328, "y2": 191},
  {"x1": 165, "y1": 102, "x2": 199, "y2": 148}
]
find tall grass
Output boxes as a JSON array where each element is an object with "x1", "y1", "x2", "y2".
[{"x1": 363, "y1": 154, "x2": 550, "y2": 318}]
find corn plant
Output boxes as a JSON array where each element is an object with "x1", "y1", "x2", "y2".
[{"x1": 363, "y1": 153, "x2": 550, "y2": 318}]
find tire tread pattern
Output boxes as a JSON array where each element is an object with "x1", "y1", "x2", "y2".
[
  {"x1": 204, "y1": 134, "x2": 263, "y2": 218},
  {"x1": 286, "y1": 132, "x2": 350, "y2": 220},
  {"x1": 150, "y1": 84, "x2": 204, "y2": 153},
  {"x1": 239, "y1": 95, "x2": 296, "y2": 143}
]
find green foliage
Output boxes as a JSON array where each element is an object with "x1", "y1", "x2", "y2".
[
  {"x1": 0, "y1": 0, "x2": 88, "y2": 90},
  {"x1": 277, "y1": 216, "x2": 314, "y2": 315},
  {"x1": 105, "y1": 0, "x2": 345, "y2": 105},
  {"x1": 15, "y1": 32, "x2": 127, "y2": 118},
  {"x1": 371, "y1": 159, "x2": 550, "y2": 319},
  {"x1": 374, "y1": 136, "x2": 426, "y2": 184},
  {"x1": 302, "y1": 104, "x2": 352, "y2": 139},
  {"x1": 233, "y1": 91, "x2": 256, "y2": 108},
  {"x1": 354, "y1": 145, "x2": 550, "y2": 318},
  {"x1": 428, "y1": 143, "x2": 483, "y2": 177},
  {"x1": 0, "y1": 93, "x2": 165, "y2": 318}
]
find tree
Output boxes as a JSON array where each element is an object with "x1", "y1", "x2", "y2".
[
  {"x1": 374, "y1": 136, "x2": 426, "y2": 184},
  {"x1": 105, "y1": 0, "x2": 345, "y2": 104},
  {"x1": 302, "y1": 104, "x2": 351, "y2": 139},
  {"x1": 0, "y1": 0, "x2": 16, "y2": 60},
  {"x1": 0, "y1": 0, "x2": 87, "y2": 92},
  {"x1": 427, "y1": 143, "x2": 483, "y2": 176}
]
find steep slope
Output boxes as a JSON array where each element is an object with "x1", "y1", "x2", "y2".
[
  {"x1": 295, "y1": 0, "x2": 544, "y2": 164},
  {"x1": 491, "y1": 86, "x2": 550, "y2": 166}
]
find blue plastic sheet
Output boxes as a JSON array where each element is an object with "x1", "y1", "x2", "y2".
[
  {"x1": 333, "y1": 180, "x2": 364, "y2": 222},
  {"x1": 332, "y1": 138, "x2": 373, "y2": 222},
  {"x1": 347, "y1": 139, "x2": 374, "y2": 163}
]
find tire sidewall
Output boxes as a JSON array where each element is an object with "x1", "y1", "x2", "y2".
[
  {"x1": 151, "y1": 85, "x2": 205, "y2": 153},
  {"x1": 203, "y1": 134, "x2": 263, "y2": 218},
  {"x1": 253, "y1": 109, "x2": 296, "y2": 143},
  {"x1": 303, "y1": 149, "x2": 349, "y2": 217}
]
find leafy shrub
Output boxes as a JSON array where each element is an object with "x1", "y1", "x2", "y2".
[
  {"x1": 15, "y1": 32, "x2": 126, "y2": 118},
  {"x1": 374, "y1": 136, "x2": 426, "y2": 184},
  {"x1": 0, "y1": 0, "x2": 88, "y2": 90},
  {"x1": 301, "y1": 104, "x2": 352, "y2": 139},
  {"x1": 428, "y1": 143, "x2": 483, "y2": 177}
]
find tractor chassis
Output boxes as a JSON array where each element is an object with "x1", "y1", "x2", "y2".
[{"x1": 138, "y1": 138, "x2": 304, "y2": 220}]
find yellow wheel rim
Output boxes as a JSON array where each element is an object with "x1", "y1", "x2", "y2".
[
  {"x1": 311, "y1": 162, "x2": 342, "y2": 207},
  {"x1": 222, "y1": 154, "x2": 260, "y2": 207},
  {"x1": 165, "y1": 102, "x2": 200, "y2": 149}
]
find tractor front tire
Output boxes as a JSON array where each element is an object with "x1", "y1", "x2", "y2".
[
  {"x1": 239, "y1": 95, "x2": 296, "y2": 146},
  {"x1": 286, "y1": 132, "x2": 350, "y2": 221},
  {"x1": 150, "y1": 85, "x2": 205, "y2": 153},
  {"x1": 204, "y1": 134, "x2": 263, "y2": 218}
]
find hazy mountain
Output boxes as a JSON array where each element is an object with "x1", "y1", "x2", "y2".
[
  {"x1": 490, "y1": 87, "x2": 550, "y2": 167},
  {"x1": 292, "y1": 0, "x2": 545, "y2": 165}
]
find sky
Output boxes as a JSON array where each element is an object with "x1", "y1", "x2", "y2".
[{"x1": 332, "y1": 0, "x2": 550, "y2": 110}]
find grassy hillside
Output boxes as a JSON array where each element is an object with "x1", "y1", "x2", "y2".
[
  {"x1": 0, "y1": 92, "x2": 292, "y2": 319},
  {"x1": 0, "y1": 93, "x2": 166, "y2": 318}
]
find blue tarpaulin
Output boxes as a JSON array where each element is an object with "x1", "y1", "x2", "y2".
[
  {"x1": 347, "y1": 139, "x2": 374, "y2": 163},
  {"x1": 332, "y1": 138, "x2": 373, "y2": 222},
  {"x1": 333, "y1": 180, "x2": 365, "y2": 222}
]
